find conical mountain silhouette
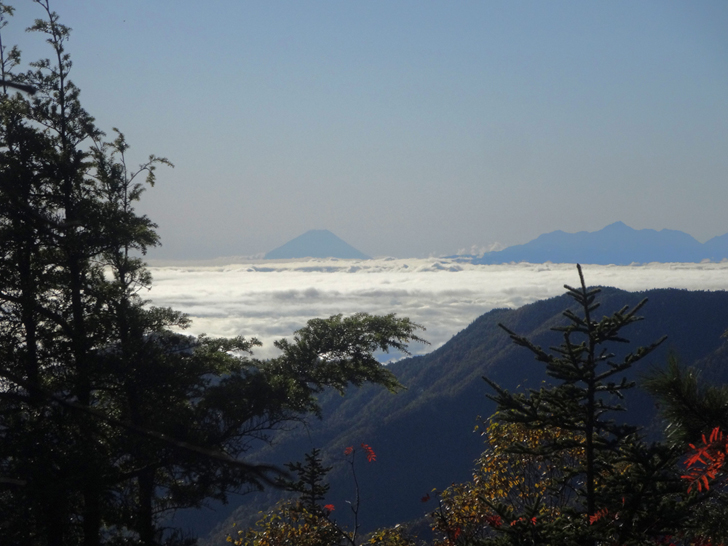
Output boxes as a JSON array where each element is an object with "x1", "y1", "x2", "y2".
[{"x1": 264, "y1": 229, "x2": 370, "y2": 260}]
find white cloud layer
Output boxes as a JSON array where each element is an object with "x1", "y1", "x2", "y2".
[{"x1": 145, "y1": 259, "x2": 728, "y2": 360}]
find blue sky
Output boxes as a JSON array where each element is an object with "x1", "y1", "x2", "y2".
[{"x1": 6, "y1": 1, "x2": 728, "y2": 258}]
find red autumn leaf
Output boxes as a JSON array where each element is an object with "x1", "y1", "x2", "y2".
[
  {"x1": 589, "y1": 508, "x2": 609, "y2": 525},
  {"x1": 710, "y1": 427, "x2": 722, "y2": 443},
  {"x1": 361, "y1": 443, "x2": 376, "y2": 462},
  {"x1": 323, "y1": 504, "x2": 335, "y2": 512},
  {"x1": 344, "y1": 446, "x2": 353, "y2": 456},
  {"x1": 683, "y1": 427, "x2": 728, "y2": 493}
]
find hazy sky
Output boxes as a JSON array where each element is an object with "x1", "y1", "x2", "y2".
[{"x1": 6, "y1": 1, "x2": 728, "y2": 258}]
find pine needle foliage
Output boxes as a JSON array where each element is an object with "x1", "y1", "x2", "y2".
[
  {"x1": 279, "y1": 448, "x2": 333, "y2": 511},
  {"x1": 643, "y1": 354, "x2": 728, "y2": 544},
  {"x1": 483, "y1": 264, "x2": 673, "y2": 545},
  {"x1": 643, "y1": 354, "x2": 728, "y2": 446}
]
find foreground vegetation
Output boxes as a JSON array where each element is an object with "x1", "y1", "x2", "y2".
[
  {"x1": 229, "y1": 268, "x2": 728, "y2": 546},
  {"x1": 0, "y1": 3, "x2": 424, "y2": 545}
]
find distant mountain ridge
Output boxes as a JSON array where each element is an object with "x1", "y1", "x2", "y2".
[
  {"x1": 264, "y1": 229, "x2": 370, "y2": 260},
  {"x1": 471, "y1": 222, "x2": 728, "y2": 265}
]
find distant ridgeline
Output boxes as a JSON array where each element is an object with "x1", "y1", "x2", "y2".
[
  {"x1": 470, "y1": 222, "x2": 728, "y2": 265},
  {"x1": 264, "y1": 229, "x2": 370, "y2": 260}
]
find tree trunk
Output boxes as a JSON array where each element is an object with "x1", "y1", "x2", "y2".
[{"x1": 138, "y1": 467, "x2": 157, "y2": 546}]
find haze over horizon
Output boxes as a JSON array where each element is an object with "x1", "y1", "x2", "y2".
[
  {"x1": 146, "y1": 221, "x2": 728, "y2": 263},
  {"x1": 6, "y1": 1, "x2": 727, "y2": 259}
]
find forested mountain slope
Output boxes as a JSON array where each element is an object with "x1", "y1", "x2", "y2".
[{"x1": 201, "y1": 287, "x2": 728, "y2": 544}]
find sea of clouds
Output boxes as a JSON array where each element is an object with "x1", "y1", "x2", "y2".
[{"x1": 144, "y1": 259, "x2": 728, "y2": 360}]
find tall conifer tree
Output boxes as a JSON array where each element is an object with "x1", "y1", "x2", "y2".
[
  {"x1": 0, "y1": 3, "x2": 425, "y2": 544},
  {"x1": 483, "y1": 265, "x2": 690, "y2": 545}
]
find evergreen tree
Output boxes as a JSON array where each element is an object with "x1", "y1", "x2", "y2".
[
  {"x1": 280, "y1": 448, "x2": 333, "y2": 511},
  {"x1": 482, "y1": 265, "x2": 690, "y2": 545},
  {"x1": 643, "y1": 354, "x2": 728, "y2": 543},
  {"x1": 0, "y1": 3, "x2": 425, "y2": 545},
  {"x1": 643, "y1": 353, "x2": 728, "y2": 446}
]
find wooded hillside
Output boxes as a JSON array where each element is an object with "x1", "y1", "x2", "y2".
[{"x1": 201, "y1": 286, "x2": 728, "y2": 544}]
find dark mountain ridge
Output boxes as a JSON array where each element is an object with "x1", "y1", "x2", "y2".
[
  {"x1": 471, "y1": 222, "x2": 728, "y2": 264},
  {"x1": 201, "y1": 285, "x2": 728, "y2": 545}
]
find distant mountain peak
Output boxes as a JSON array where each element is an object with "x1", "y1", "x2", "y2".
[
  {"x1": 604, "y1": 220, "x2": 630, "y2": 230},
  {"x1": 264, "y1": 230, "x2": 370, "y2": 260},
  {"x1": 474, "y1": 222, "x2": 722, "y2": 265}
]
